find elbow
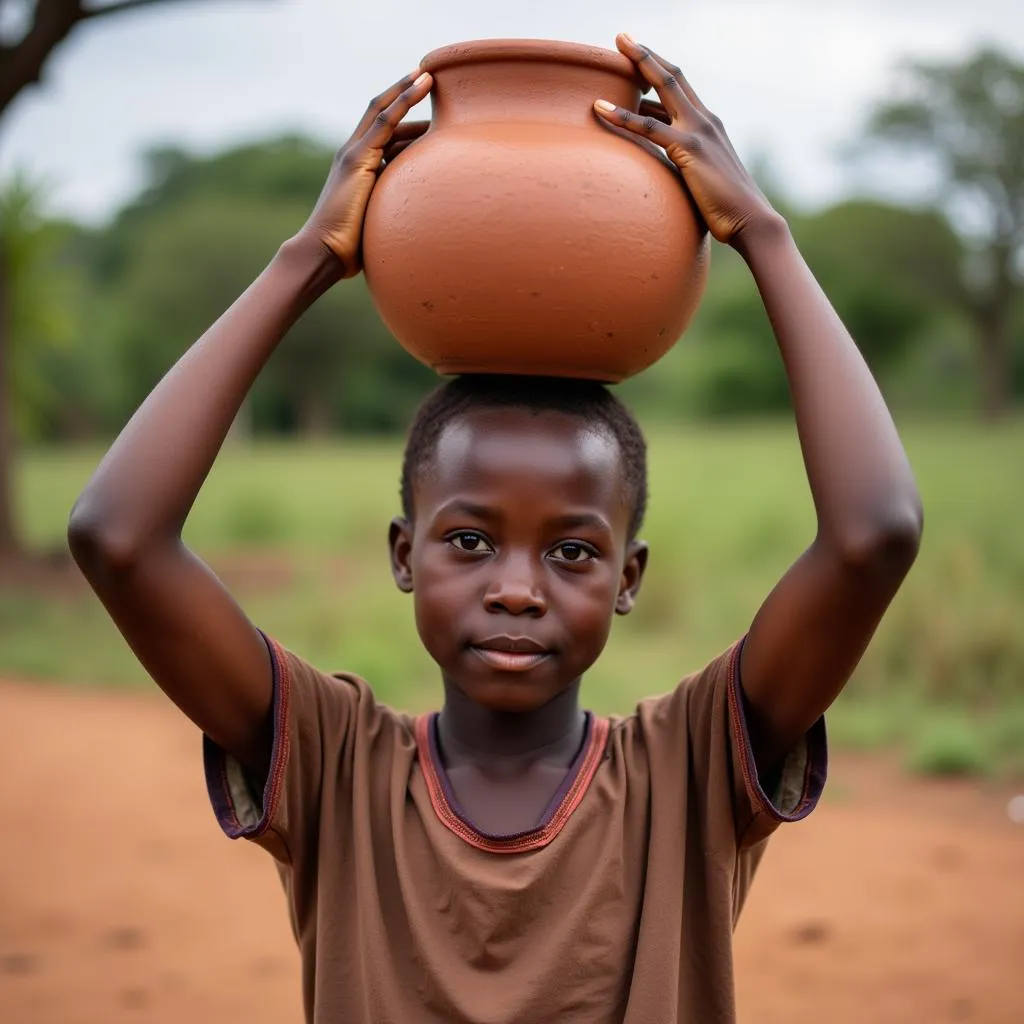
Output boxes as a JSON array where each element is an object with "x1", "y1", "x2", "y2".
[
  {"x1": 832, "y1": 496, "x2": 924, "y2": 579},
  {"x1": 67, "y1": 495, "x2": 144, "y2": 577}
]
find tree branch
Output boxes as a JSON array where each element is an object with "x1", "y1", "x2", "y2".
[
  {"x1": 0, "y1": 0, "x2": 84, "y2": 117},
  {"x1": 0, "y1": 0, "x2": 230, "y2": 121},
  {"x1": 80, "y1": 0, "x2": 211, "y2": 22}
]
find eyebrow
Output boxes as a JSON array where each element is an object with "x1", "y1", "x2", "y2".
[
  {"x1": 435, "y1": 502, "x2": 613, "y2": 535},
  {"x1": 435, "y1": 500, "x2": 500, "y2": 522},
  {"x1": 545, "y1": 512, "x2": 614, "y2": 535}
]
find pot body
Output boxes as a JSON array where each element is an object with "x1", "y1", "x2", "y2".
[{"x1": 362, "y1": 39, "x2": 709, "y2": 382}]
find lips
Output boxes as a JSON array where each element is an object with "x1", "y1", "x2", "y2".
[
  {"x1": 470, "y1": 635, "x2": 552, "y2": 672},
  {"x1": 473, "y1": 635, "x2": 549, "y2": 654}
]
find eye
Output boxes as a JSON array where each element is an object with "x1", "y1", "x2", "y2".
[
  {"x1": 550, "y1": 542, "x2": 596, "y2": 564},
  {"x1": 449, "y1": 531, "x2": 493, "y2": 553}
]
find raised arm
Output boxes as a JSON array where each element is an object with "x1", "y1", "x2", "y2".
[
  {"x1": 68, "y1": 72, "x2": 432, "y2": 777},
  {"x1": 595, "y1": 36, "x2": 922, "y2": 773}
]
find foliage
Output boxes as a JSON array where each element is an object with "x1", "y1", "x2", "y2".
[
  {"x1": 906, "y1": 714, "x2": 991, "y2": 777},
  {"x1": 90, "y1": 136, "x2": 334, "y2": 283},
  {"x1": 75, "y1": 141, "x2": 437, "y2": 438},
  {"x1": 867, "y1": 49, "x2": 1024, "y2": 243},
  {"x1": 863, "y1": 48, "x2": 1024, "y2": 416},
  {"x1": 796, "y1": 201, "x2": 964, "y2": 361},
  {"x1": 0, "y1": 176, "x2": 80, "y2": 438},
  {"x1": 0, "y1": 0, "x2": 271, "y2": 554},
  {"x1": 621, "y1": 203, "x2": 972, "y2": 420}
]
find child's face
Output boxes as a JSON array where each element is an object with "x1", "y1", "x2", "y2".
[{"x1": 389, "y1": 406, "x2": 647, "y2": 713}]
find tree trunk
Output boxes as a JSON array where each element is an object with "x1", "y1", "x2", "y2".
[
  {"x1": 0, "y1": 247, "x2": 20, "y2": 556},
  {"x1": 973, "y1": 267, "x2": 1014, "y2": 421},
  {"x1": 977, "y1": 322, "x2": 1011, "y2": 420},
  {"x1": 297, "y1": 390, "x2": 332, "y2": 439}
]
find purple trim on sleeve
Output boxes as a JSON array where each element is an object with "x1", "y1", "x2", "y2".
[
  {"x1": 203, "y1": 630, "x2": 292, "y2": 840},
  {"x1": 726, "y1": 635, "x2": 828, "y2": 824}
]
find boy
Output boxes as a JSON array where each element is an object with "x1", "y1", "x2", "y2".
[{"x1": 69, "y1": 34, "x2": 922, "y2": 1023}]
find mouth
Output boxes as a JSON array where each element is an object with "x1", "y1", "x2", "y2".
[{"x1": 470, "y1": 635, "x2": 553, "y2": 673}]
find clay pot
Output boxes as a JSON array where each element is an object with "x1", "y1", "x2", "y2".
[{"x1": 362, "y1": 39, "x2": 709, "y2": 383}]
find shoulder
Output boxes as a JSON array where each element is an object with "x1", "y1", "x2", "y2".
[
  {"x1": 597, "y1": 637, "x2": 826, "y2": 850},
  {"x1": 265, "y1": 635, "x2": 416, "y2": 742},
  {"x1": 607, "y1": 639, "x2": 742, "y2": 743}
]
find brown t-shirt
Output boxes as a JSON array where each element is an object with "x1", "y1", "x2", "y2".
[{"x1": 205, "y1": 634, "x2": 826, "y2": 1023}]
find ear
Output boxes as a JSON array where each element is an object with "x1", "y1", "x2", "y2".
[
  {"x1": 388, "y1": 517, "x2": 415, "y2": 593},
  {"x1": 615, "y1": 540, "x2": 649, "y2": 616}
]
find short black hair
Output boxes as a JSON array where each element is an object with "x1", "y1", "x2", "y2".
[{"x1": 400, "y1": 375, "x2": 648, "y2": 539}]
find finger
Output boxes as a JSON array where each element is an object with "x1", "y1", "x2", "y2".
[
  {"x1": 639, "y1": 44, "x2": 711, "y2": 116},
  {"x1": 638, "y1": 46, "x2": 737, "y2": 158},
  {"x1": 354, "y1": 69, "x2": 427, "y2": 139},
  {"x1": 362, "y1": 73, "x2": 432, "y2": 151},
  {"x1": 382, "y1": 139, "x2": 415, "y2": 165},
  {"x1": 639, "y1": 99, "x2": 671, "y2": 125},
  {"x1": 389, "y1": 119, "x2": 430, "y2": 144},
  {"x1": 382, "y1": 126, "x2": 426, "y2": 165},
  {"x1": 616, "y1": 33, "x2": 717, "y2": 132},
  {"x1": 614, "y1": 33, "x2": 693, "y2": 122},
  {"x1": 593, "y1": 98, "x2": 687, "y2": 150},
  {"x1": 385, "y1": 121, "x2": 430, "y2": 161}
]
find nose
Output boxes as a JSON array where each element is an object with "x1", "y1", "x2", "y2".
[{"x1": 483, "y1": 556, "x2": 547, "y2": 617}]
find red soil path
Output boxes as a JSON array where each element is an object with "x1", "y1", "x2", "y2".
[{"x1": 1, "y1": 679, "x2": 1021, "y2": 1023}]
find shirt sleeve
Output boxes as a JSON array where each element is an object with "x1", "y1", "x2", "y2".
[
  {"x1": 639, "y1": 636, "x2": 828, "y2": 851},
  {"x1": 202, "y1": 632, "x2": 366, "y2": 864}
]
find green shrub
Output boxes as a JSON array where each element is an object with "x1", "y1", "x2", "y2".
[{"x1": 906, "y1": 714, "x2": 990, "y2": 777}]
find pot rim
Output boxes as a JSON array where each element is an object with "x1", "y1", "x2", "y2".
[{"x1": 421, "y1": 38, "x2": 648, "y2": 87}]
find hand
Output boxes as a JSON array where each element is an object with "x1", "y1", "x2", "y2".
[
  {"x1": 382, "y1": 119, "x2": 430, "y2": 165},
  {"x1": 295, "y1": 71, "x2": 433, "y2": 279},
  {"x1": 593, "y1": 34, "x2": 779, "y2": 246}
]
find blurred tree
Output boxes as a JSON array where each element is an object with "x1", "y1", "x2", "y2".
[
  {"x1": 94, "y1": 140, "x2": 433, "y2": 438},
  {"x1": 636, "y1": 202, "x2": 966, "y2": 419},
  {"x1": 0, "y1": 176, "x2": 78, "y2": 435},
  {"x1": 862, "y1": 48, "x2": 1024, "y2": 418},
  {"x1": 797, "y1": 200, "x2": 965, "y2": 368},
  {"x1": 0, "y1": 0, "x2": 255, "y2": 555},
  {"x1": 93, "y1": 136, "x2": 333, "y2": 283}
]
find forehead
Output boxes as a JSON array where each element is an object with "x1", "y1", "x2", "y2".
[{"x1": 419, "y1": 406, "x2": 627, "y2": 522}]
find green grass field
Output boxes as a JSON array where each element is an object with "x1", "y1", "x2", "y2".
[{"x1": 4, "y1": 418, "x2": 1023, "y2": 777}]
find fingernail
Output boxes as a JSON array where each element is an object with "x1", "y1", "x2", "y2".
[
  {"x1": 621, "y1": 33, "x2": 637, "y2": 45},
  {"x1": 594, "y1": 99, "x2": 616, "y2": 112},
  {"x1": 414, "y1": 72, "x2": 430, "y2": 86}
]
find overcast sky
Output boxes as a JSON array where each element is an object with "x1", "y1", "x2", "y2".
[{"x1": 2, "y1": 0, "x2": 1022, "y2": 223}]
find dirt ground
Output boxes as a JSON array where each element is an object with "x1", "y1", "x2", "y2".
[{"x1": 1, "y1": 679, "x2": 1021, "y2": 1024}]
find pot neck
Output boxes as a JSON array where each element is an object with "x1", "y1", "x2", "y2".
[{"x1": 428, "y1": 59, "x2": 642, "y2": 130}]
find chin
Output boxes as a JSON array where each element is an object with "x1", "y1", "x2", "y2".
[{"x1": 459, "y1": 676, "x2": 565, "y2": 714}]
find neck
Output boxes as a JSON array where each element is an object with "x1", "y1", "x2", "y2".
[{"x1": 437, "y1": 678, "x2": 586, "y2": 766}]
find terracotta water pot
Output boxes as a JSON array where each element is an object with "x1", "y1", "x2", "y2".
[{"x1": 362, "y1": 39, "x2": 709, "y2": 383}]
